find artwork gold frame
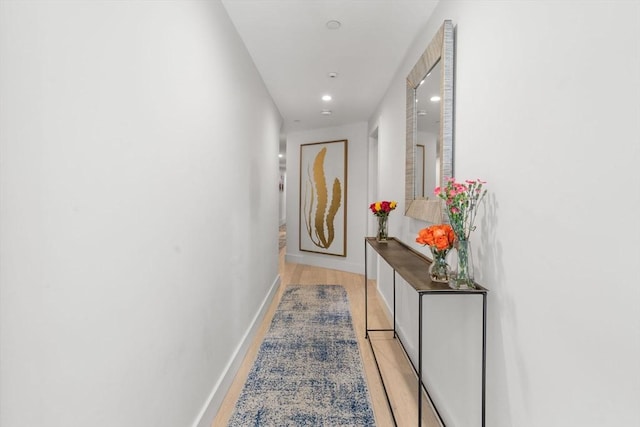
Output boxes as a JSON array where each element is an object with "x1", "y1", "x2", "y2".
[{"x1": 299, "y1": 139, "x2": 348, "y2": 257}]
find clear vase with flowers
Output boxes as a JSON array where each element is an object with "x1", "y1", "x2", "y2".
[
  {"x1": 369, "y1": 200, "x2": 397, "y2": 242},
  {"x1": 435, "y1": 178, "x2": 487, "y2": 289},
  {"x1": 416, "y1": 224, "x2": 455, "y2": 283}
]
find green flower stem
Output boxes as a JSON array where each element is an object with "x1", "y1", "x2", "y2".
[{"x1": 377, "y1": 215, "x2": 388, "y2": 240}]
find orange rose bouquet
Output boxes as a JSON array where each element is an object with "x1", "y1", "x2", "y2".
[
  {"x1": 416, "y1": 224, "x2": 455, "y2": 254},
  {"x1": 416, "y1": 224, "x2": 455, "y2": 283}
]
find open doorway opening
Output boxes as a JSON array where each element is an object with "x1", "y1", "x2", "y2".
[
  {"x1": 278, "y1": 131, "x2": 287, "y2": 252},
  {"x1": 367, "y1": 127, "x2": 379, "y2": 278}
]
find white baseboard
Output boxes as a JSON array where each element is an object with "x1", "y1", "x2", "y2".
[{"x1": 192, "y1": 275, "x2": 281, "y2": 427}]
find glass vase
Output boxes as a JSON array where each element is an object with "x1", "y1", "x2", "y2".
[
  {"x1": 376, "y1": 215, "x2": 389, "y2": 242},
  {"x1": 450, "y1": 238, "x2": 475, "y2": 289},
  {"x1": 429, "y1": 248, "x2": 450, "y2": 283}
]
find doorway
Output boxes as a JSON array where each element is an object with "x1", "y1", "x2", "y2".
[{"x1": 367, "y1": 127, "x2": 379, "y2": 278}]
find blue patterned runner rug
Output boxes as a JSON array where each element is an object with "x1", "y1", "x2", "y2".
[{"x1": 228, "y1": 284, "x2": 376, "y2": 426}]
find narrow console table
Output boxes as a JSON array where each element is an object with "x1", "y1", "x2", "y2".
[{"x1": 364, "y1": 237, "x2": 488, "y2": 427}]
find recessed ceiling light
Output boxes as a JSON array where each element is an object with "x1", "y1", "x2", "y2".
[
  {"x1": 321, "y1": 110, "x2": 332, "y2": 115},
  {"x1": 328, "y1": 72, "x2": 338, "y2": 79},
  {"x1": 322, "y1": 95, "x2": 332, "y2": 101},
  {"x1": 278, "y1": 154, "x2": 283, "y2": 158},
  {"x1": 430, "y1": 95, "x2": 441, "y2": 102},
  {"x1": 326, "y1": 20, "x2": 341, "y2": 30}
]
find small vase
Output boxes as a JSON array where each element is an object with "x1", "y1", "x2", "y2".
[
  {"x1": 429, "y1": 248, "x2": 450, "y2": 283},
  {"x1": 376, "y1": 215, "x2": 389, "y2": 242},
  {"x1": 450, "y1": 238, "x2": 475, "y2": 289}
]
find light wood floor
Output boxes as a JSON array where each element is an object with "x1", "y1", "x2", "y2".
[{"x1": 212, "y1": 248, "x2": 441, "y2": 427}]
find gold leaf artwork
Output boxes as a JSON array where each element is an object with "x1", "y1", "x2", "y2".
[{"x1": 302, "y1": 147, "x2": 342, "y2": 249}]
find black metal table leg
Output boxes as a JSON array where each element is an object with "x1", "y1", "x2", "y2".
[
  {"x1": 364, "y1": 239, "x2": 368, "y2": 339},
  {"x1": 418, "y1": 294, "x2": 423, "y2": 426},
  {"x1": 482, "y1": 292, "x2": 487, "y2": 427}
]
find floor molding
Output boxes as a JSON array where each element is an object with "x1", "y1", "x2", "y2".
[{"x1": 192, "y1": 275, "x2": 281, "y2": 427}]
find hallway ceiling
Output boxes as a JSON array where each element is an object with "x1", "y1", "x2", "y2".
[{"x1": 221, "y1": 0, "x2": 439, "y2": 158}]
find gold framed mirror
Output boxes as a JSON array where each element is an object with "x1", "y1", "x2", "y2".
[{"x1": 405, "y1": 20, "x2": 454, "y2": 222}]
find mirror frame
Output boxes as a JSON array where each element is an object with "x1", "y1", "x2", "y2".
[{"x1": 405, "y1": 20, "x2": 454, "y2": 222}]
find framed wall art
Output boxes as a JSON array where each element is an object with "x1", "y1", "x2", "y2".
[{"x1": 299, "y1": 139, "x2": 348, "y2": 257}]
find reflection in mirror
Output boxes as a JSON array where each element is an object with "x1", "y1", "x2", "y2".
[
  {"x1": 414, "y1": 59, "x2": 441, "y2": 198},
  {"x1": 405, "y1": 20, "x2": 454, "y2": 223}
]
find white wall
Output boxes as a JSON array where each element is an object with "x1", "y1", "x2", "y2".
[
  {"x1": 0, "y1": 2, "x2": 282, "y2": 427},
  {"x1": 285, "y1": 122, "x2": 369, "y2": 274},
  {"x1": 370, "y1": 1, "x2": 640, "y2": 426}
]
